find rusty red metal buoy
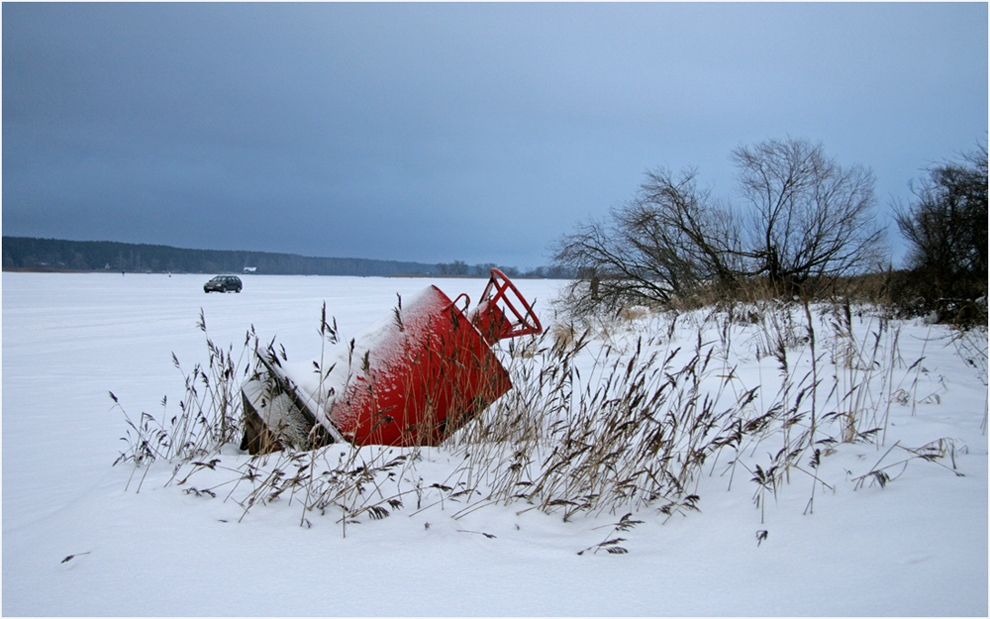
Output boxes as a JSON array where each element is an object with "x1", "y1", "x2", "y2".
[{"x1": 241, "y1": 269, "x2": 542, "y2": 453}]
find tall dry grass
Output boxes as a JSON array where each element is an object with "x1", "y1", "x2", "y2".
[{"x1": 113, "y1": 293, "x2": 972, "y2": 543}]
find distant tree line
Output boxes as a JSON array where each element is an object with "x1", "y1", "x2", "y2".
[
  {"x1": 1, "y1": 237, "x2": 437, "y2": 276},
  {"x1": 2, "y1": 237, "x2": 571, "y2": 279},
  {"x1": 435, "y1": 260, "x2": 573, "y2": 279}
]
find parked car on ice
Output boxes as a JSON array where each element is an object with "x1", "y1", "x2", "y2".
[{"x1": 204, "y1": 275, "x2": 242, "y2": 293}]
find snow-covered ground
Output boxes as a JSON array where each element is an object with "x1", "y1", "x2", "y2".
[{"x1": 3, "y1": 272, "x2": 987, "y2": 616}]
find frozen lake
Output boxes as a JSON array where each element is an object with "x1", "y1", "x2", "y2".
[{"x1": 3, "y1": 271, "x2": 986, "y2": 616}]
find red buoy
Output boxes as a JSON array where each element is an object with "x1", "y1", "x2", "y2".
[{"x1": 241, "y1": 269, "x2": 542, "y2": 452}]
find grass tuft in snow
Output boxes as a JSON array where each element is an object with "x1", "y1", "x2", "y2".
[{"x1": 113, "y1": 311, "x2": 251, "y2": 485}]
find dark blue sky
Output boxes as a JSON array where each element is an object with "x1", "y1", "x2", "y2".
[{"x1": 3, "y1": 3, "x2": 986, "y2": 269}]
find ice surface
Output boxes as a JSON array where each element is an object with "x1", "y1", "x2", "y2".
[{"x1": 3, "y1": 272, "x2": 987, "y2": 616}]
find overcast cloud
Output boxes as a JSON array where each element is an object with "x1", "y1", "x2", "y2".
[{"x1": 3, "y1": 3, "x2": 987, "y2": 269}]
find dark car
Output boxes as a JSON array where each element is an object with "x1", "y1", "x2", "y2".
[{"x1": 204, "y1": 275, "x2": 242, "y2": 293}]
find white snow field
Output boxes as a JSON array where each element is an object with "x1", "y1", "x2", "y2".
[{"x1": 3, "y1": 272, "x2": 987, "y2": 616}]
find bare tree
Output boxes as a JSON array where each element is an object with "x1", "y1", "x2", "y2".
[
  {"x1": 635, "y1": 167, "x2": 743, "y2": 289},
  {"x1": 553, "y1": 138, "x2": 885, "y2": 314},
  {"x1": 732, "y1": 138, "x2": 884, "y2": 293},
  {"x1": 551, "y1": 168, "x2": 738, "y2": 313}
]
